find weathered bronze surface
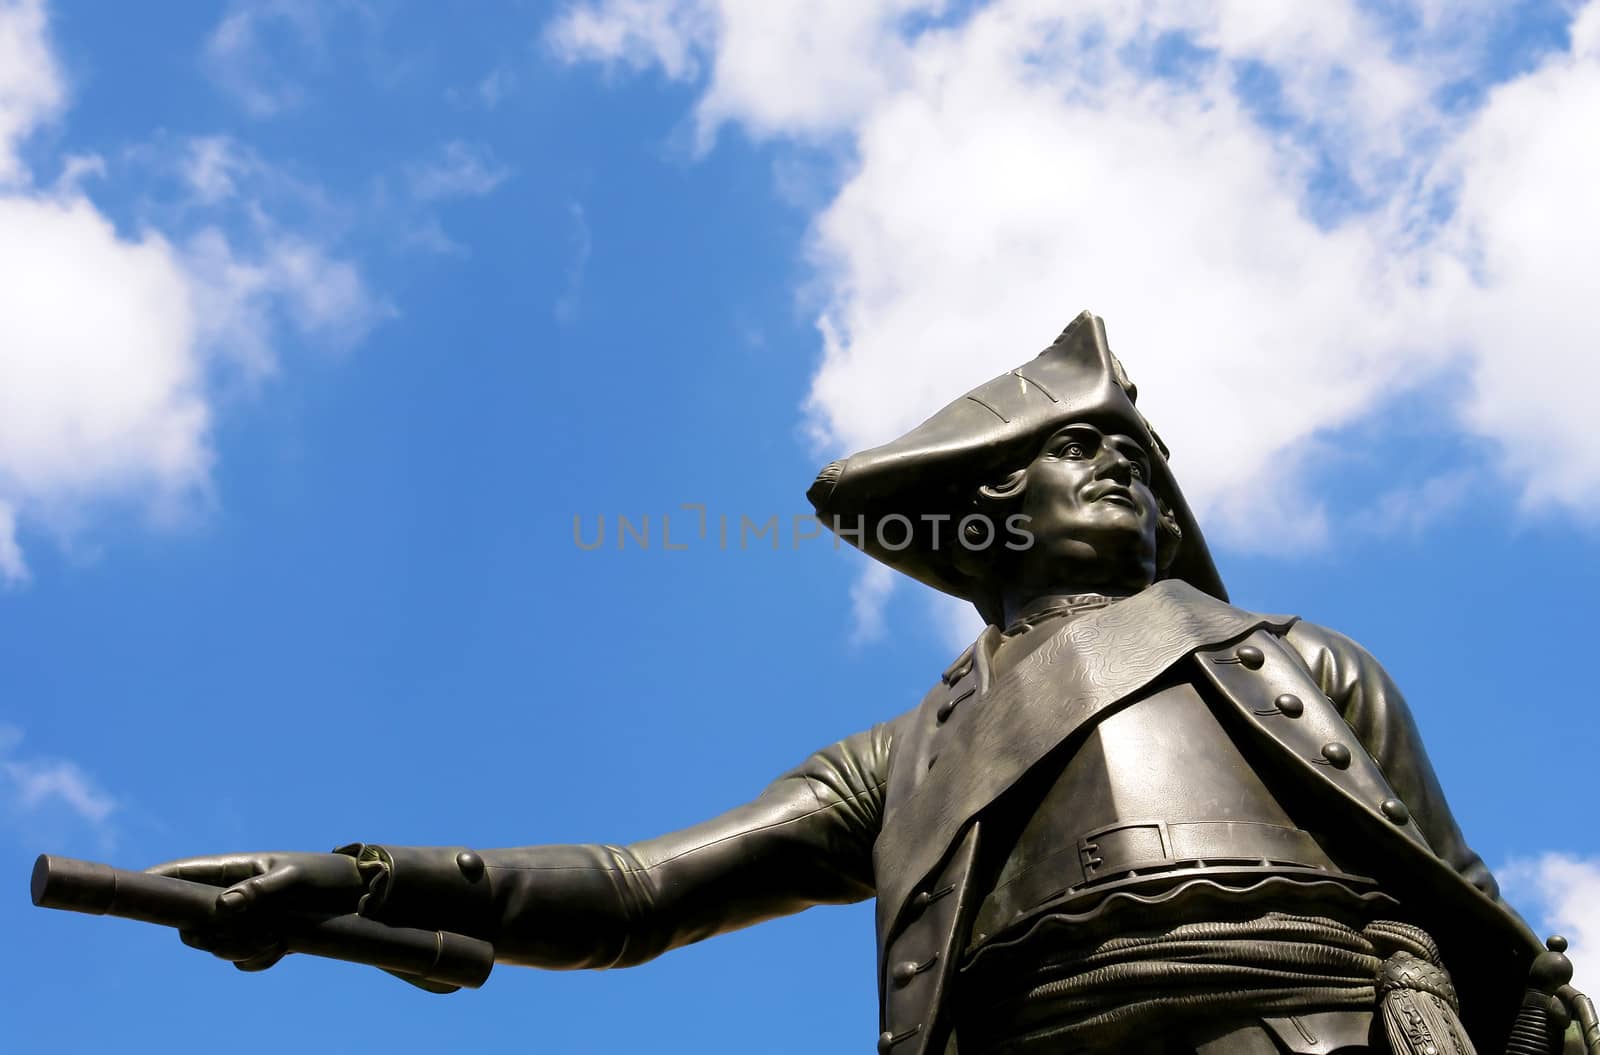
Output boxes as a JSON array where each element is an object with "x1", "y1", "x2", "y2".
[{"x1": 34, "y1": 312, "x2": 1598, "y2": 1054}]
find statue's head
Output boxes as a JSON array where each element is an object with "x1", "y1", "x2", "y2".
[
  {"x1": 808, "y1": 311, "x2": 1221, "y2": 626},
  {"x1": 965, "y1": 419, "x2": 1185, "y2": 606}
]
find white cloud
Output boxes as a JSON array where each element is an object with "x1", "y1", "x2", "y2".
[
  {"x1": 1501, "y1": 853, "x2": 1600, "y2": 995},
  {"x1": 0, "y1": 724, "x2": 117, "y2": 832},
  {"x1": 406, "y1": 140, "x2": 511, "y2": 202},
  {"x1": 0, "y1": 192, "x2": 210, "y2": 562},
  {"x1": 0, "y1": 0, "x2": 60, "y2": 185},
  {"x1": 555, "y1": 201, "x2": 592, "y2": 324},
  {"x1": 1432, "y1": 32, "x2": 1600, "y2": 516},
  {"x1": 849, "y1": 561, "x2": 895, "y2": 644},
  {"x1": 0, "y1": 501, "x2": 25, "y2": 582},
  {"x1": 6, "y1": 759, "x2": 116, "y2": 824},
  {"x1": 547, "y1": 0, "x2": 711, "y2": 81},
  {"x1": 0, "y1": 6, "x2": 385, "y2": 580},
  {"x1": 549, "y1": 0, "x2": 945, "y2": 149},
  {"x1": 182, "y1": 223, "x2": 391, "y2": 379},
  {"x1": 691, "y1": 0, "x2": 944, "y2": 147},
  {"x1": 931, "y1": 589, "x2": 984, "y2": 656},
  {"x1": 1358, "y1": 469, "x2": 1476, "y2": 537},
  {"x1": 549, "y1": 0, "x2": 1600, "y2": 568},
  {"x1": 182, "y1": 135, "x2": 251, "y2": 205},
  {"x1": 202, "y1": 0, "x2": 323, "y2": 118},
  {"x1": 478, "y1": 66, "x2": 517, "y2": 108}
]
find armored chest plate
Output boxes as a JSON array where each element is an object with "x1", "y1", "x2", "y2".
[{"x1": 968, "y1": 680, "x2": 1347, "y2": 949}]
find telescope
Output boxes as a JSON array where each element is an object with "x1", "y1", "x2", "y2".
[{"x1": 30, "y1": 854, "x2": 495, "y2": 992}]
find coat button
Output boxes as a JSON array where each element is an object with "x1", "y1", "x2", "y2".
[
  {"x1": 879, "y1": 1027, "x2": 920, "y2": 1053},
  {"x1": 1380, "y1": 798, "x2": 1411, "y2": 824},
  {"x1": 455, "y1": 851, "x2": 485, "y2": 880},
  {"x1": 1320, "y1": 743, "x2": 1351, "y2": 769},
  {"x1": 891, "y1": 961, "x2": 920, "y2": 987},
  {"x1": 1274, "y1": 693, "x2": 1304, "y2": 717},
  {"x1": 1236, "y1": 645, "x2": 1265, "y2": 669},
  {"x1": 937, "y1": 687, "x2": 975, "y2": 724}
]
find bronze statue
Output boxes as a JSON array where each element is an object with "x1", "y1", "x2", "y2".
[{"x1": 33, "y1": 312, "x2": 1597, "y2": 1054}]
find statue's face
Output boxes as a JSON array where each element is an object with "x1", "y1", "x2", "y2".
[{"x1": 1009, "y1": 421, "x2": 1161, "y2": 588}]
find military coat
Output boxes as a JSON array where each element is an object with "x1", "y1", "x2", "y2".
[{"x1": 360, "y1": 580, "x2": 1539, "y2": 1053}]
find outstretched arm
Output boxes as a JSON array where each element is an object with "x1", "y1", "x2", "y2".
[{"x1": 152, "y1": 723, "x2": 894, "y2": 974}]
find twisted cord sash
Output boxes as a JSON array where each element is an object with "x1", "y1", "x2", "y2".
[{"x1": 959, "y1": 913, "x2": 1474, "y2": 1054}]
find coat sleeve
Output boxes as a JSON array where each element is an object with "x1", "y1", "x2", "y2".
[
  {"x1": 353, "y1": 722, "x2": 894, "y2": 970},
  {"x1": 1282, "y1": 621, "x2": 1511, "y2": 908}
]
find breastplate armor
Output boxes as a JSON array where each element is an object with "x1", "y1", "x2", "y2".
[{"x1": 968, "y1": 678, "x2": 1374, "y2": 952}]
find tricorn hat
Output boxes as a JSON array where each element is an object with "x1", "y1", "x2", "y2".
[{"x1": 807, "y1": 311, "x2": 1225, "y2": 622}]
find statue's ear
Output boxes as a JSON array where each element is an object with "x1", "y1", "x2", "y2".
[
  {"x1": 977, "y1": 468, "x2": 1028, "y2": 503},
  {"x1": 1156, "y1": 499, "x2": 1184, "y2": 572}
]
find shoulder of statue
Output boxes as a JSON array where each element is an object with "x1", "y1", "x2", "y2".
[
  {"x1": 1274, "y1": 618, "x2": 1388, "y2": 683},
  {"x1": 1138, "y1": 577, "x2": 1299, "y2": 635}
]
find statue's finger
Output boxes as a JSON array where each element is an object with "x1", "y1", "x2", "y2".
[
  {"x1": 217, "y1": 865, "x2": 302, "y2": 915},
  {"x1": 147, "y1": 854, "x2": 263, "y2": 886},
  {"x1": 181, "y1": 922, "x2": 282, "y2": 964},
  {"x1": 148, "y1": 859, "x2": 221, "y2": 882},
  {"x1": 232, "y1": 942, "x2": 288, "y2": 972},
  {"x1": 179, "y1": 927, "x2": 218, "y2": 953}
]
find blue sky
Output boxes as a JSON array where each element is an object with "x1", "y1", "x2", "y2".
[{"x1": 4, "y1": 1, "x2": 1600, "y2": 1051}]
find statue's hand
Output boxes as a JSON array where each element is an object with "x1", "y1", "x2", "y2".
[{"x1": 146, "y1": 850, "x2": 368, "y2": 971}]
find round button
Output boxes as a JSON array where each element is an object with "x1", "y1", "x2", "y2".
[
  {"x1": 936, "y1": 699, "x2": 956, "y2": 723},
  {"x1": 1274, "y1": 693, "x2": 1304, "y2": 718},
  {"x1": 1236, "y1": 645, "x2": 1265, "y2": 669},
  {"x1": 1320, "y1": 743, "x2": 1351, "y2": 769},
  {"x1": 1379, "y1": 798, "x2": 1410, "y2": 824},
  {"x1": 890, "y1": 961, "x2": 920, "y2": 986},
  {"x1": 455, "y1": 850, "x2": 485, "y2": 880},
  {"x1": 879, "y1": 1032, "x2": 896, "y2": 1054}
]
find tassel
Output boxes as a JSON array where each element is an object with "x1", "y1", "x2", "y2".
[{"x1": 1378, "y1": 951, "x2": 1476, "y2": 1055}]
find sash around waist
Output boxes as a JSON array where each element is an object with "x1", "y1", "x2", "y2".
[{"x1": 953, "y1": 910, "x2": 1443, "y2": 1055}]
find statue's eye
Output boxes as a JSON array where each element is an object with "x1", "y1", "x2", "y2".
[
  {"x1": 1061, "y1": 442, "x2": 1087, "y2": 459},
  {"x1": 1130, "y1": 463, "x2": 1144, "y2": 480}
]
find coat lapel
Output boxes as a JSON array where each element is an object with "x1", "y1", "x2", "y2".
[{"x1": 1194, "y1": 628, "x2": 1433, "y2": 855}]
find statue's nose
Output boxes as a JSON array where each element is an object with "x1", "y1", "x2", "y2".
[{"x1": 1097, "y1": 449, "x2": 1135, "y2": 483}]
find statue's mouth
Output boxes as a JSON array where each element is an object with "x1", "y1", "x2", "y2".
[{"x1": 1086, "y1": 483, "x2": 1137, "y2": 509}]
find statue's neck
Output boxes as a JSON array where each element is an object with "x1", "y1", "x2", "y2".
[{"x1": 1000, "y1": 585, "x2": 1143, "y2": 634}]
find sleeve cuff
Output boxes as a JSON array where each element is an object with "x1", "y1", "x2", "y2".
[{"x1": 345, "y1": 844, "x2": 496, "y2": 936}]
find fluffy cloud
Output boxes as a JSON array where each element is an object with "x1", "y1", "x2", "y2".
[
  {"x1": 548, "y1": 0, "x2": 1600, "y2": 564},
  {"x1": 202, "y1": 0, "x2": 325, "y2": 118},
  {"x1": 550, "y1": 0, "x2": 944, "y2": 148},
  {"x1": 0, "y1": 194, "x2": 208, "y2": 549},
  {"x1": 0, "y1": 724, "x2": 117, "y2": 841},
  {"x1": 0, "y1": 4, "x2": 384, "y2": 582},
  {"x1": 0, "y1": 0, "x2": 59, "y2": 183},
  {"x1": 405, "y1": 140, "x2": 511, "y2": 202},
  {"x1": 0, "y1": 501, "x2": 25, "y2": 581},
  {"x1": 848, "y1": 561, "x2": 895, "y2": 645},
  {"x1": 1435, "y1": 9, "x2": 1600, "y2": 514},
  {"x1": 547, "y1": 0, "x2": 712, "y2": 82}
]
